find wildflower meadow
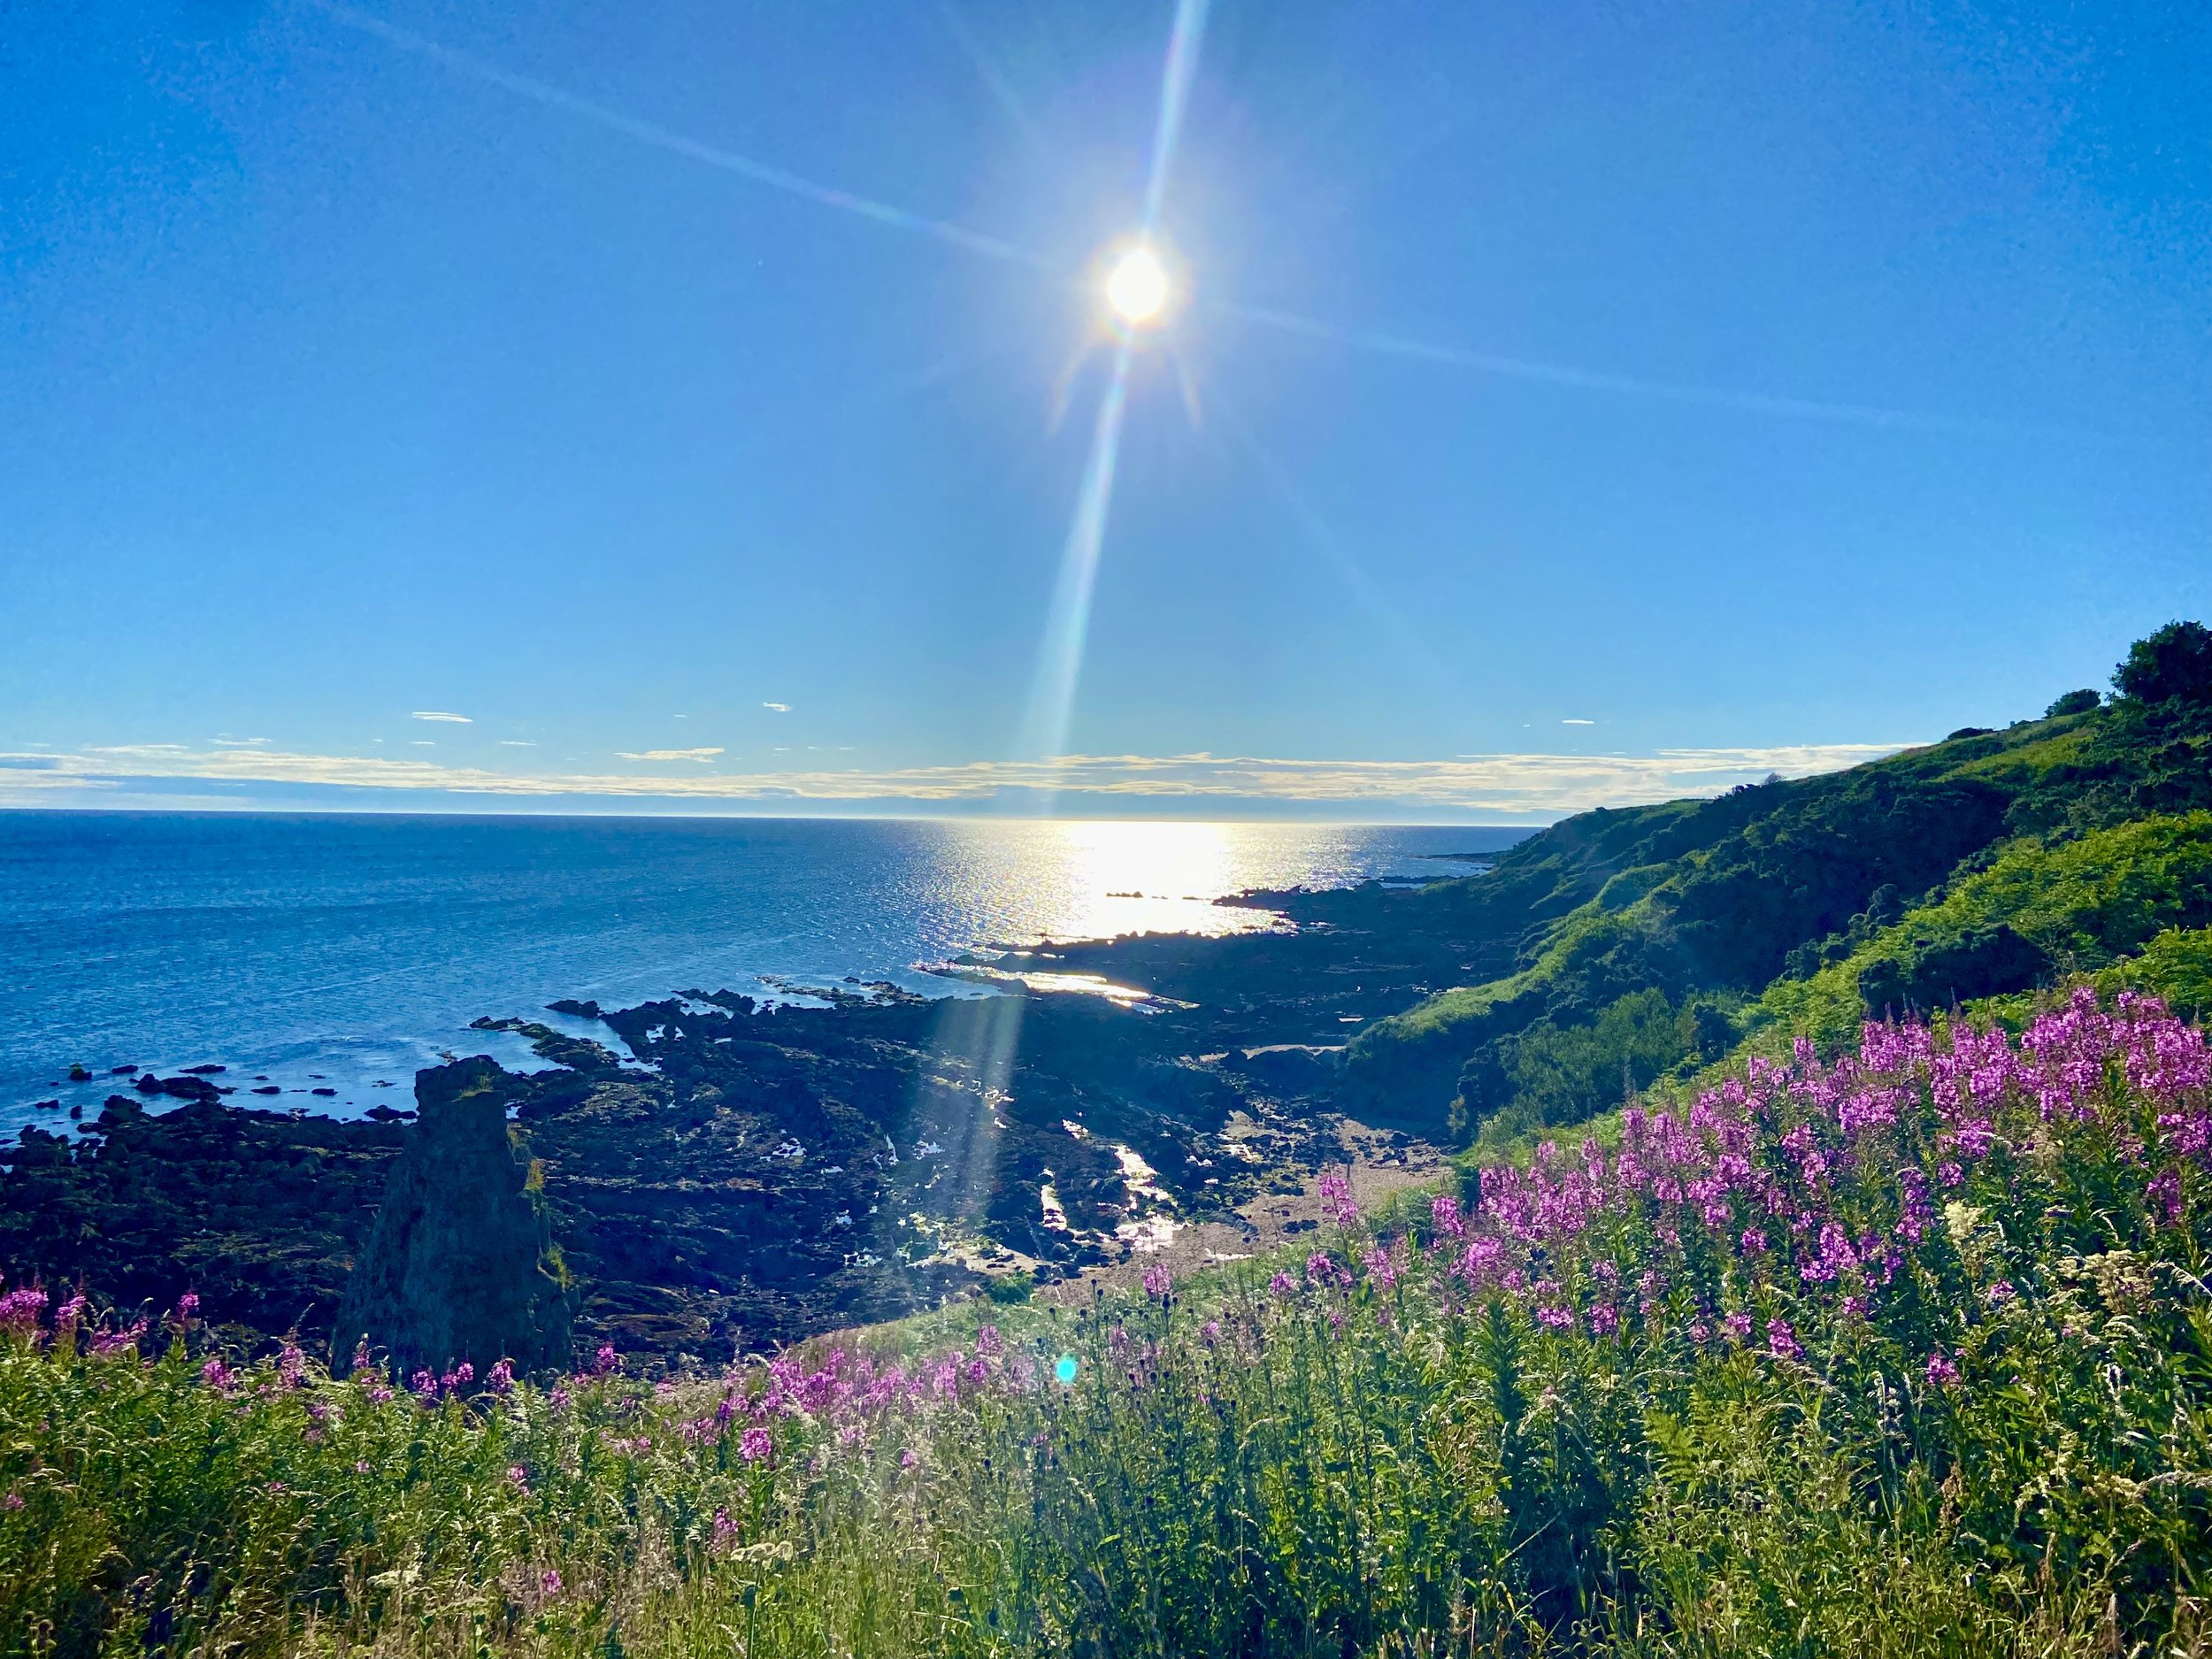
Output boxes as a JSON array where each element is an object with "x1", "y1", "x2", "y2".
[{"x1": 4, "y1": 987, "x2": 2210, "y2": 1656}]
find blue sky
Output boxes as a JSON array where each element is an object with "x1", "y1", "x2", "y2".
[{"x1": 2, "y1": 0, "x2": 2206, "y2": 820}]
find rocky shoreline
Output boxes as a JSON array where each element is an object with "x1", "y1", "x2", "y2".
[{"x1": 0, "y1": 874, "x2": 1468, "y2": 1369}]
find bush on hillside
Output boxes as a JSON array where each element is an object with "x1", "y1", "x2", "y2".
[{"x1": 2114, "y1": 619, "x2": 2212, "y2": 707}]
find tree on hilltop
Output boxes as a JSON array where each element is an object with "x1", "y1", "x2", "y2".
[{"x1": 2114, "y1": 621, "x2": 2212, "y2": 707}]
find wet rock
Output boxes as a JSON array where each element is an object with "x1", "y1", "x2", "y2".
[
  {"x1": 0, "y1": 1096, "x2": 403, "y2": 1341},
  {"x1": 135, "y1": 1073, "x2": 223, "y2": 1106}
]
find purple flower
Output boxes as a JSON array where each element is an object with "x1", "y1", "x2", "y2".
[
  {"x1": 1985, "y1": 1279, "x2": 2016, "y2": 1304},
  {"x1": 739, "y1": 1426, "x2": 773, "y2": 1463},
  {"x1": 1766, "y1": 1317, "x2": 1801, "y2": 1361},
  {"x1": 173, "y1": 1291, "x2": 200, "y2": 1325},
  {"x1": 0, "y1": 1286, "x2": 50, "y2": 1337},
  {"x1": 1317, "y1": 1169, "x2": 1360, "y2": 1228},
  {"x1": 3, "y1": 1492, "x2": 22, "y2": 1512},
  {"x1": 1720, "y1": 1312, "x2": 1753, "y2": 1344},
  {"x1": 200, "y1": 1357, "x2": 237, "y2": 1393},
  {"x1": 540, "y1": 1569, "x2": 563, "y2": 1598},
  {"x1": 1268, "y1": 1271, "x2": 1295, "y2": 1299},
  {"x1": 89, "y1": 1317, "x2": 148, "y2": 1357},
  {"x1": 1924, "y1": 1348, "x2": 1961, "y2": 1387},
  {"x1": 1142, "y1": 1262, "x2": 1171, "y2": 1298},
  {"x1": 507, "y1": 1464, "x2": 530, "y2": 1492},
  {"x1": 487, "y1": 1358, "x2": 515, "y2": 1394},
  {"x1": 594, "y1": 1343, "x2": 620, "y2": 1376}
]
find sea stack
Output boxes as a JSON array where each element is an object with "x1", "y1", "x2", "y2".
[{"x1": 336, "y1": 1057, "x2": 575, "y2": 1379}]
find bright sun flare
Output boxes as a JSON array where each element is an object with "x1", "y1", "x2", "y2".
[{"x1": 1104, "y1": 246, "x2": 1171, "y2": 326}]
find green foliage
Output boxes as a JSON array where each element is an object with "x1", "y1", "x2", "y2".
[
  {"x1": 2113, "y1": 926, "x2": 2212, "y2": 1017},
  {"x1": 1752, "y1": 813, "x2": 2212, "y2": 1049},
  {"x1": 1452, "y1": 988, "x2": 1736, "y2": 1150},
  {"x1": 2045, "y1": 688, "x2": 2101, "y2": 718},
  {"x1": 2113, "y1": 619, "x2": 2212, "y2": 707}
]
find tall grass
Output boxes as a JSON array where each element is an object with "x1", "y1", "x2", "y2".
[{"x1": 5, "y1": 987, "x2": 2210, "y2": 1657}]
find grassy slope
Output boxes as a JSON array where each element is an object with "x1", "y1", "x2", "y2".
[
  {"x1": 1345, "y1": 695, "x2": 2212, "y2": 1136},
  {"x1": 1750, "y1": 812, "x2": 2212, "y2": 1048},
  {"x1": 9, "y1": 995, "x2": 2210, "y2": 1658}
]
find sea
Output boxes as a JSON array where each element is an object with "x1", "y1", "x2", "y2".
[{"x1": 1, "y1": 812, "x2": 1529, "y2": 1137}]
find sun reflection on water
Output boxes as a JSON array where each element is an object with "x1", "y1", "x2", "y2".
[{"x1": 917, "y1": 818, "x2": 1379, "y2": 961}]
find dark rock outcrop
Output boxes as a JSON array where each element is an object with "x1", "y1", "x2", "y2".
[
  {"x1": 0, "y1": 1096, "x2": 403, "y2": 1340},
  {"x1": 135, "y1": 1072, "x2": 226, "y2": 1105},
  {"x1": 334, "y1": 1059, "x2": 575, "y2": 1378}
]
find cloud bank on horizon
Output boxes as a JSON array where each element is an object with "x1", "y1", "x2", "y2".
[{"x1": 0, "y1": 740, "x2": 1913, "y2": 819}]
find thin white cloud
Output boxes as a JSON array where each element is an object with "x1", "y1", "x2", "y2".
[
  {"x1": 411, "y1": 711, "x2": 472, "y2": 723},
  {"x1": 762, "y1": 702, "x2": 791, "y2": 713},
  {"x1": 616, "y1": 747, "x2": 726, "y2": 763},
  {"x1": 500, "y1": 740, "x2": 537, "y2": 748},
  {"x1": 411, "y1": 741, "x2": 436, "y2": 747},
  {"x1": 1562, "y1": 718, "x2": 1595, "y2": 726},
  {"x1": 211, "y1": 736, "x2": 272, "y2": 747},
  {"x1": 12, "y1": 741, "x2": 1918, "y2": 813}
]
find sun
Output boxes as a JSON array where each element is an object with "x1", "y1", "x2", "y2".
[{"x1": 1104, "y1": 245, "x2": 1171, "y2": 327}]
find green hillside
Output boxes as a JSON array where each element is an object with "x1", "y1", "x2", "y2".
[
  {"x1": 1344, "y1": 624, "x2": 2212, "y2": 1143},
  {"x1": 1750, "y1": 812, "x2": 2212, "y2": 1049}
]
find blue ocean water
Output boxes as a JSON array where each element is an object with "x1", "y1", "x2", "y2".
[{"x1": 1, "y1": 812, "x2": 1525, "y2": 1134}]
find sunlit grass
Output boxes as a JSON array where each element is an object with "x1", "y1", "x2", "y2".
[{"x1": 5, "y1": 987, "x2": 2210, "y2": 1656}]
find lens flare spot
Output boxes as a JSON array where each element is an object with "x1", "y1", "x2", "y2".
[{"x1": 1054, "y1": 1354, "x2": 1080, "y2": 1386}]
